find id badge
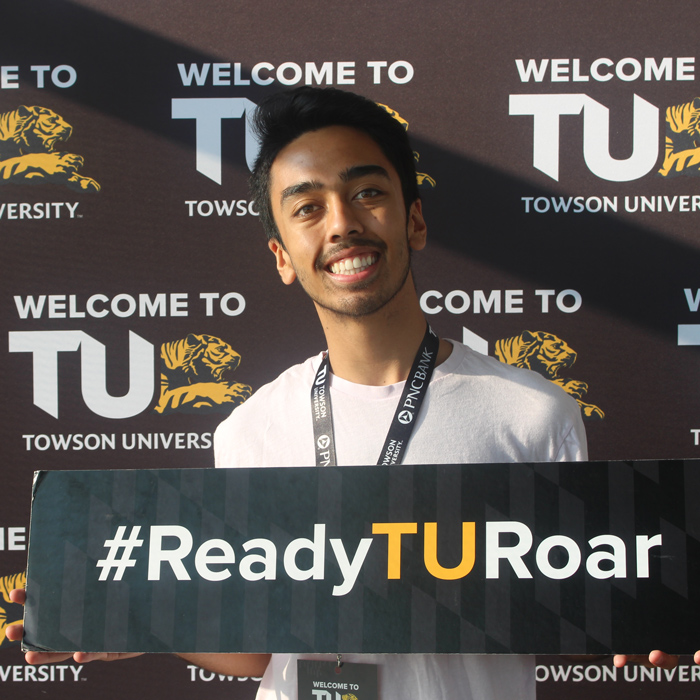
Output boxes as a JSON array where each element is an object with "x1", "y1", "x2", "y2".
[{"x1": 297, "y1": 658, "x2": 378, "y2": 700}]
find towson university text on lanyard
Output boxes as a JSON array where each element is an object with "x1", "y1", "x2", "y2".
[{"x1": 311, "y1": 325, "x2": 440, "y2": 467}]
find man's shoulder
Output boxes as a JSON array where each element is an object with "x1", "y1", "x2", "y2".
[
  {"x1": 432, "y1": 341, "x2": 587, "y2": 461},
  {"x1": 443, "y1": 340, "x2": 566, "y2": 391},
  {"x1": 220, "y1": 352, "x2": 320, "y2": 425},
  {"x1": 213, "y1": 352, "x2": 321, "y2": 466},
  {"x1": 440, "y1": 340, "x2": 582, "y2": 420}
]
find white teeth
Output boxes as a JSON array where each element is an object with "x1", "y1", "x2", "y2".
[{"x1": 330, "y1": 253, "x2": 377, "y2": 275}]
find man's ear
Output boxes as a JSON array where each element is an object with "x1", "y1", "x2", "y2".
[
  {"x1": 407, "y1": 199, "x2": 427, "y2": 251},
  {"x1": 268, "y1": 238, "x2": 297, "y2": 285}
]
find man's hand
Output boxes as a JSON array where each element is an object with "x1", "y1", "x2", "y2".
[
  {"x1": 5, "y1": 589, "x2": 142, "y2": 665},
  {"x1": 6, "y1": 588, "x2": 269, "y2": 678},
  {"x1": 613, "y1": 651, "x2": 679, "y2": 669}
]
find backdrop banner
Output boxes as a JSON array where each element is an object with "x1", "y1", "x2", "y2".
[
  {"x1": 3, "y1": 1, "x2": 700, "y2": 698},
  {"x1": 23, "y1": 461, "x2": 700, "y2": 655}
]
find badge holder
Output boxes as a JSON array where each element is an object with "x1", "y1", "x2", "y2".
[{"x1": 297, "y1": 655, "x2": 378, "y2": 699}]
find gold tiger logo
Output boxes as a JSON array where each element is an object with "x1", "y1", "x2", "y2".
[
  {"x1": 0, "y1": 571, "x2": 26, "y2": 647},
  {"x1": 495, "y1": 331, "x2": 604, "y2": 419},
  {"x1": 0, "y1": 105, "x2": 100, "y2": 191},
  {"x1": 658, "y1": 97, "x2": 700, "y2": 177},
  {"x1": 154, "y1": 334, "x2": 252, "y2": 415},
  {"x1": 377, "y1": 103, "x2": 436, "y2": 188}
]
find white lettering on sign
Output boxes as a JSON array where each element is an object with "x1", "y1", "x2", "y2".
[
  {"x1": 419, "y1": 289, "x2": 580, "y2": 314},
  {"x1": 94, "y1": 521, "x2": 662, "y2": 594},
  {"x1": 9, "y1": 330, "x2": 154, "y2": 418},
  {"x1": 0, "y1": 203, "x2": 79, "y2": 219},
  {"x1": 184, "y1": 200, "x2": 259, "y2": 217},
  {"x1": 185, "y1": 664, "x2": 263, "y2": 682},
  {"x1": 171, "y1": 97, "x2": 259, "y2": 184},
  {"x1": 515, "y1": 57, "x2": 695, "y2": 83},
  {"x1": 0, "y1": 665, "x2": 83, "y2": 681},
  {"x1": 0, "y1": 64, "x2": 78, "y2": 89},
  {"x1": 485, "y1": 523, "x2": 662, "y2": 580},
  {"x1": 0, "y1": 527, "x2": 26, "y2": 551},
  {"x1": 177, "y1": 61, "x2": 414, "y2": 87},
  {"x1": 509, "y1": 94, "x2": 659, "y2": 181},
  {"x1": 144, "y1": 524, "x2": 373, "y2": 597},
  {"x1": 20, "y1": 432, "x2": 213, "y2": 451}
]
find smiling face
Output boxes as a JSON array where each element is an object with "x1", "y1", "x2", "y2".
[{"x1": 268, "y1": 126, "x2": 427, "y2": 319}]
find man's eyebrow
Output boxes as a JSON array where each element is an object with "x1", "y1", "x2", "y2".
[
  {"x1": 340, "y1": 164, "x2": 390, "y2": 182},
  {"x1": 279, "y1": 165, "x2": 390, "y2": 207},
  {"x1": 280, "y1": 179, "x2": 324, "y2": 206}
]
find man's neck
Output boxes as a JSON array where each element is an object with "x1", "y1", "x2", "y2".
[{"x1": 316, "y1": 287, "x2": 452, "y2": 386}]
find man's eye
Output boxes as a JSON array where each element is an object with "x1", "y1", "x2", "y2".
[
  {"x1": 356, "y1": 188, "x2": 380, "y2": 199},
  {"x1": 295, "y1": 204, "x2": 317, "y2": 217}
]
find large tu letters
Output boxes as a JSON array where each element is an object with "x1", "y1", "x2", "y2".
[
  {"x1": 9, "y1": 330, "x2": 154, "y2": 418},
  {"x1": 509, "y1": 93, "x2": 659, "y2": 181}
]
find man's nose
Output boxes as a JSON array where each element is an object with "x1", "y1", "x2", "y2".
[{"x1": 326, "y1": 198, "x2": 364, "y2": 240}]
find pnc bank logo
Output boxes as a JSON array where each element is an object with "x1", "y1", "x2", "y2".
[
  {"x1": 397, "y1": 409, "x2": 413, "y2": 425},
  {"x1": 0, "y1": 106, "x2": 100, "y2": 191}
]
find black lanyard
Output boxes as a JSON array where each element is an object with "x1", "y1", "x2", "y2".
[{"x1": 310, "y1": 325, "x2": 440, "y2": 466}]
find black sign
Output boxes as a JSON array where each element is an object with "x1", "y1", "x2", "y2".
[{"x1": 23, "y1": 461, "x2": 700, "y2": 655}]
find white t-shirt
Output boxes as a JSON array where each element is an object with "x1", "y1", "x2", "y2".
[
  {"x1": 215, "y1": 341, "x2": 587, "y2": 700},
  {"x1": 215, "y1": 340, "x2": 587, "y2": 468}
]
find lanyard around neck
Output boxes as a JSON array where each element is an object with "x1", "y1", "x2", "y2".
[{"x1": 310, "y1": 325, "x2": 440, "y2": 467}]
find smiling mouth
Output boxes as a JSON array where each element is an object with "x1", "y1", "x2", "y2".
[{"x1": 329, "y1": 253, "x2": 378, "y2": 276}]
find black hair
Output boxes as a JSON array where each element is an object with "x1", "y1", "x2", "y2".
[{"x1": 249, "y1": 86, "x2": 419, "y2": 241}]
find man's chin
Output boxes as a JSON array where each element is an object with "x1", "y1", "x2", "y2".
[
  {"x1": 313, "y1": 288, "x2": 402, "y2": 319},
  {"x1": 306, "y1": 262, "x2": 411, "y2": 319}
]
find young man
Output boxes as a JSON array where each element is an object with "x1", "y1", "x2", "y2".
[
  {"x1": 9, "y1": 86, "x2": 673, "y2": 694},
  {"x1": 216, "y1": 86, "x2": 585, "y2": 469},
  {"x1": 212, "y1": 86, "x2": 586, "y2": 699}
]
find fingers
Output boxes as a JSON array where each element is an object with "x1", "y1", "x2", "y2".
[
  {"x1": 614, "y1": 652, "x2": 679, "y2": 669},
  {"x1": 5, "y1": 605, "x2": 143, "y2": 666},
  {"x1": 25, "y1": 651, "x2": 74, "y2": 665},
  {"x1": 5, "y1": 623, "x2": 23, "y2": 642},
  {"x1": 695, "y1": 651, "x2": 700, "y2": 666},
  {"x1": 25, "y1": 650, "x2": 143, "y2": 665},
  {"x1": 20, "y1": 649, "x2": 144, "y2": 665},
  {"x1": 5, "y1": 595, "x2": 143, "y2": 667},
  {"x1": 648, "y1": 650, "x2": 679, "y2": 669},
  {"x1": 73, "y1": 652, "x2": 144, "y2": 663},
  {"x1": 9, "y1": 588, "x2": 26, "y2": 605}
]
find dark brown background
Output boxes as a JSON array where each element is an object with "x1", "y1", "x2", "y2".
[{"x1": 2, "y1": 0, "x2": 700, "y2": 697}]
